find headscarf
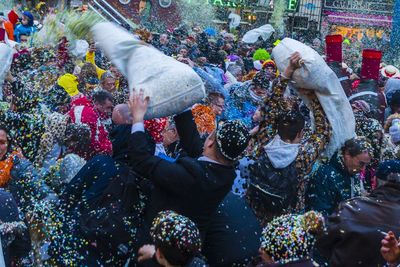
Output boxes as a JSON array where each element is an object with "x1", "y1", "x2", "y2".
[{"x1": 144, "y1": 118, "x2": 168, "y2": 143}]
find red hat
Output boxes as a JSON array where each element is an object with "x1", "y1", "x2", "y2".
[
  {"x1": 361, "y1": 49, "x2": 382, "y2": 81},
  {"x1": 325, "y1": 35, "x2": 342, "y2": 63}
]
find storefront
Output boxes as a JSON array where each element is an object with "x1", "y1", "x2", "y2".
[{"x1": 321, "y1": 0, "x2": 394, "y2": 40}]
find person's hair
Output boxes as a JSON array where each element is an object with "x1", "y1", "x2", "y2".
[
  {"x1": 277, "y1": 111, "x2": 305, "y2": 142},
  {"x1": 100, "y1": 71, "x2": 115, "y2": 82},
  {"x1": 79, "y1": 63, "x2": 97, "y2": 82},
  {"x1": 207, "y1": 92, "x2": 225, "y2": 103},
  {"x1": 92, "y1": 90, "x2": 113, "y2": 105},
  {"x1": 155, "y1": 242, "x2": 196, "y2": 266},
  {"x1": 64, "y1": 123, "x2": 91, "y2": 150},
  {"x1": 342, "y1": 137, "x2": 371, "y2": 157}
]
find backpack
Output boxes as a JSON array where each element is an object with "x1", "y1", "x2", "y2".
[
  {"x1": 78, "y1": 167, "x2": 146, "y2": 264},
  {"x1": 246, "y1": 154, "x2": 298, "y2": 224}
]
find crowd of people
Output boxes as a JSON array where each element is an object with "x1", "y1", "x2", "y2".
[{"x1": 0, "y1": 3, "x2": 400, "y2": 267}]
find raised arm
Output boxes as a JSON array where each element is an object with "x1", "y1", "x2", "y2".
[{"x1": 296, "y1": 94, "x2": 332, "y2": 177}]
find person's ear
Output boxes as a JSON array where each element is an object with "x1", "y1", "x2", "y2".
[
  {"x1": 296, "y1": 129, "x2": 304, "y2": 139},
  {"x1": 171, "y1": 128, "x2": 178, "y2": 139},
  {"x1": 206, "y1": 131, "x2": 216, "y2": 148},
  {"x1": 155, "y1": 248, "x2": 167, "y2": 265}
]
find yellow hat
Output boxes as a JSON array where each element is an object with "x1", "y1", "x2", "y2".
[{"x1": 57, "y1": 74, "x2": 79, "y2": 97}]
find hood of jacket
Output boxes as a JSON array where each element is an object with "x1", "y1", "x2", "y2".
[{"x1": 265, "y1": 135, "x2": 300, "y2": 169}]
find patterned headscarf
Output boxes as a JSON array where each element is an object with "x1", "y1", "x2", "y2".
[{"x1": 144, "y1": 118, "x2": 168, "y2": 143}]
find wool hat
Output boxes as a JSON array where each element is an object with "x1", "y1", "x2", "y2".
[
  {"x1": 216, "y1": 120, "x2": 250, "y2": 161},
  {"x1": 22, "y1": 11, "x2": 34, "y2": 27},
  {"x1": 151, "y1": 210, "x2": 201, "y2": 255},
  {"x1": 260, "y1": 211, "x2": 324, "y2": 264},
  {"x1": 57, "y1": 74, "x2": 80, "y2": 97},
  {"x1": 262, "y1": 59, "x2": 277, "y2": 70},
  {"x1": 375, "y1": 160, "x2": 400, "y2": 182}
]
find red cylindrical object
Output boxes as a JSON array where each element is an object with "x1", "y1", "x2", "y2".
[
  {"x1": 361, "y1": 49, "x2": 383, "y2": 81},
  {"x1": 325, "y1": 35, "x2": 343, "y2": 63}
]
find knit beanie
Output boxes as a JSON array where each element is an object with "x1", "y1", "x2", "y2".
[
  {"x1": 151, "y1": 210, "x2": 201, "y2": 259},
  {"x1": 260, "y1": 211, "x2": 324, "y2": 264},
  {"x1": 216, "y1": 120, "x2": 250, "y2": 161}
]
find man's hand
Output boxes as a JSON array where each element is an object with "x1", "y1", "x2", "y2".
[
  {"x1": 283, "y1": 52, "x2": 303, "y2": 79},
  {"x1": 5, "y1": 71, "x2": 14, "y2": 83},
  {"x1": 138, "y1": 244, "x2": 156, "y2": 262},
  {"x1": 129, "y1": 89, "x2": 149, "y2": 124},
  {"x1": 381, "y1": 231, "x2": 400, "y2": 264}
]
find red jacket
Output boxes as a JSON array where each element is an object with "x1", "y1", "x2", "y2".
[{"x1": 68, "y1": 96, "x2": 112, "y2": 159}]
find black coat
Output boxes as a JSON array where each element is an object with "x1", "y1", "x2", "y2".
[
  {"x1": 130, "y1": 131, "x2": 236, "y2": 234},
  {"x1": 0, "y1": 190, "x2": 30, "y2": 267},
  {"x1": 316, "y1": 183, "x2": 400, "y2": 267},
  {"x1": 129, "y1": 111, "x2": 236, "y2": 235},
  {"x1": 203, "y1": 192, "x2": 261, "y2": 267}
]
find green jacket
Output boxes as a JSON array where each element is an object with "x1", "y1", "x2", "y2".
[{"x1": 305, "y1": 152, "x2": 361, "y2": 216}]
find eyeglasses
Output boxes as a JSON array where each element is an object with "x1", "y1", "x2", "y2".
[{"x1": 211, "y1": 103, "x2": 225, "y2": 109}]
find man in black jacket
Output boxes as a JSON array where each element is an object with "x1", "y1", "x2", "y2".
[
  {"x1": 129, "y1": 89, "x2": 250, "y2": 236},
  {"x1": 316, "y1": 160, "x2": 400, "y2": 267}
]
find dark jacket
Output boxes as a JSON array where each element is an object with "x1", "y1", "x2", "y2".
[
  {"x1": 349, "y1": 79, "x2": 386, "y2": 123},
  {"x1": 305, "y1": 152, "x2": 357, "y2": 216},
  {"x1": 203, "y1": 192, "x2": 261, "y2": 267},
  {"x1": 129, "y1": 111, "x2": 236, "y2": 235},
  {"x1": 248, "y1": 257, "x2": 316, "y2": 267},
  {"x1": 316, "y1": 183, "x2": 400, "y2": 267},
  {"x1": 0, "y1": 190, "x2": 31, "y2": 267}
]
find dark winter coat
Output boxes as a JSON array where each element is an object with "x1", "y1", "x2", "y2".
[
  {"x1": 248, "y1": 257, "x2": 316, "y2": 267},
  {"x1": 0, "y1": 189, "x2": 31, "y2": 267},
  {"x1": 203, "y1": 192, "x2": 261, "y2": 267},
  {"x1": 316, "y1": 183, "x2": 400, "y2": 267},
  {"x1": 129, "y1": 111, "x2": 236, "y2": 235}
]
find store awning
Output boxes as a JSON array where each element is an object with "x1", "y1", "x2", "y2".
[{"x1": 324, "y1": 11, "x2": 392, "y2": 27}]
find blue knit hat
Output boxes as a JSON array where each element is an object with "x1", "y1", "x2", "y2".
[
  {"x1": 376, "y1": 160, "x2": 400, "y2": 183},
  {"x1": 22, "y1": 11, "x2": 34, "y2": 27}
]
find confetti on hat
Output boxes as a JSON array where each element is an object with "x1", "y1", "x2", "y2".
[
  {"x1": 150, "y1": 210, "x2": 201, "y2": 255},
  {"x1": 216, "y1": 120, "x2": 250, "y2": 161},
  {"x1": 260, "y1": 211, "x2": 324, "y2": 264}
]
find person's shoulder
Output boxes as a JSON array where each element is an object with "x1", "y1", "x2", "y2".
[{"x1": 0, "y1": 189, "x2": 15, "y2": 202}]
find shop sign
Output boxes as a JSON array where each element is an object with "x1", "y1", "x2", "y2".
[
  {"x1": 186, "y1": 0, "x2": 251, "y2": 8},
  {"x1": 324, "y1": 0, "x2": 393, "y2": 14}
]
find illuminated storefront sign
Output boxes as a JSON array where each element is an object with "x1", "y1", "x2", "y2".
[
  {"x1": 324, "y1": 0, "x2": 393, "y2": 15},
  {"x1": 185, "y1": 0, "x2": 251, "y2": 8}
]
